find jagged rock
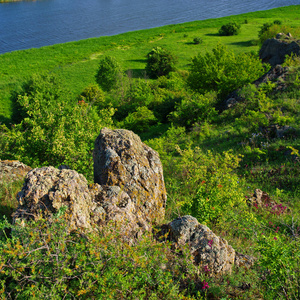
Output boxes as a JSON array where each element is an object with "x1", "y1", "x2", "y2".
[
  {"x1": 247, "y1": 189, "x2": 276, "y2": 208},
  {"x1": 89, "y1": 184, "x2": 150, "y2": 240},
  {"x1": 0, "y1": 160, "x2": 31, "y2": 183},
  {"x1": 235, "y1": 252, "x2": 257, "y2": 269},
  {"x1": 163, "y1": 215, "x2": 236, "y2": 275},
  {"x1": 13, "y1": 167, "x2": 92, "y2": 230},
  {"x1": 93, "y1": 127, "x2": 167, "y2": 225},
  {"x1": 259, "y1": 37, "x2": 300, "y2": 67}
]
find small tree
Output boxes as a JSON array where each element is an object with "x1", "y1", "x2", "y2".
[
  {"x1": 95, "y1": 56, "x2": 123, "y2": 92},
  {"x1": 218, "y1": 22, "x2": 241, "y2": 36},
  {"x1": 187, "y1": 44, "x2": 265, "y2": 97},
  {"x1": 145, "y1": 47, "x2": 177, "y2": 79}
]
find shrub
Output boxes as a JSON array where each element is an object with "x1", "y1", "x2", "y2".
[
  {"x1": 95, "y1": 56, "x2": 123, "y2": 92},
  {"x1": 218, "y1": 22, "x2": 241, "y2": 36},
  {"x1": 0, "y1": 212, "x2": 196, "y2": 299},
  {"x1": 145, "y1": 47, "x2": 177, "y2": 79},
  {"x1": 1, "y1": 74, "x2": 114, "y2": 181},
  {"x1": 256, "y1": 233, "x2": 300, "y2": 299},
  {"x1": 169, "y1": 92, "x2": 218, "y2": 127},
  {"x1": 176, "y1": 146, "x2": 246, "y2": 226},
  {"x1": 120, "y1": 106, "x2": 158, "y2": 133},
  {"x1": 187, "y1": 44, "x2": 265, "y2": 97},
  {"x1": 258, "y1": 22, "x2": 294, "y2": 45},
  {"x1": 193, "y1": 37, "x2": 203, "y2": 44},
  {"x1": 113, "y1": 78, "x2": 155, "y2": 121},
  {"x1": 78, "y1": 84, "x2": 107, "y2": 109}
]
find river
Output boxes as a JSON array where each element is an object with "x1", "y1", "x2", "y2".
[{"x1": 0, "y1": 0, "x2": 299, "y2": 54}]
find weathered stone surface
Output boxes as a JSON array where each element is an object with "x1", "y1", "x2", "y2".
[
  {"x1": 247, "y1": 189, "x2": 276, "y2": 208},
  {"x1": 259, "y1": 37, "x2": 300, "y2": 67},
  {"x1": 0, "y1": 160, "x2": 31, "y2": 183},
  {"x1": 93, "y1": 128, "x2": 167, "y2": 225},
  {"x1": 164, "y1": 215, "x2": 236, "y2": 275},
  {"x1": 235, "y1": 252, "x2": 257, "y2": 269},
  {"x1": 14, "y1": 167, "x2": 92, "y2": 230},
  {"x1": 89, "y1": 184, "x2": 150, "y2": 239}
]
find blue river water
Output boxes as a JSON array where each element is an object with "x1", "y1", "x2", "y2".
[{"x1": 0, "y1": 0, "x2": 299, "y2": 54}]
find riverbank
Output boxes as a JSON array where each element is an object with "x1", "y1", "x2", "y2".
[{"x1": 0, "y1": 5, "x2": 299, "y2": 122}]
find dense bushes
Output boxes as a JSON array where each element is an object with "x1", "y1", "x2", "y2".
[
  {"x1": 169, "y1": 92, "x2": 218, "y2": 128},
  {"x1": 1, "y1": 74, "x2": 114, "y2": 181},
  {"x1": 187, "y1": 44, "x2": 266, "y2": 97},
  {"x1": 0, "y1": 212, "x2": 198, "y2": 299},
  {"x1": 145, "y1": 47, "x2": 177, "y2": 79},
  {"x1": 218, "y1": 22, "x2": 241, "y2": 36},
  {"x1": 95, "y1": 56, "x2": 123, "y2": 91}
]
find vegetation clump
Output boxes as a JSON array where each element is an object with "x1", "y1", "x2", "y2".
[
  {"x1": 187, "y1": 44, "x2": 266, "y2": 97},
  {"x1": 218, "y1": 22, "x2": 241, "y2": 36},
  {"x1": 145, "y1": 47, "x2": 177, "y2": 79},
  {"x1": 95, "y1": 56, "x2": 123, "y2": 92}
]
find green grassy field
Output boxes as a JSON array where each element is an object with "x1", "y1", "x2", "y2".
[{"x1": 1, "y1": 5, "x2": 300, "y2": 123}]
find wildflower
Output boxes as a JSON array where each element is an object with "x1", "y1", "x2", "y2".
[
  {"x1": 202, "y1": 281, "x2": 209, "y2": 290},
  {"x1": 274, "y1": 237, "x2": 277, "y2": 240}
]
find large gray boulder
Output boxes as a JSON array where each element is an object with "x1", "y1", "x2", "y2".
[
  {"x1": 93, "y1": 128, "x2": 167, "y2": 225},
  {"x1": 14, "y1": 167, "x2": 92, "y2": 230},
  {"x1": 89, "y1": 184, "x2": 150, "y2": 240},
  {"x1": 164, "y1": 215, "x2": 236, "y2": 275},
  {"x1": 259, "y1": 37, "x2": 300, "y2": 67}
]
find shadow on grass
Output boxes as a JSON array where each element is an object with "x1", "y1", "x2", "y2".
[
  {"x1": 128, "y1": 59, "x2": 147, "y2": 63},
  {"x1": 0, "y1": 115, "x2": 12, "y2": 126},
  {"x1": 205, "y1": 33, "x2": 220, "y2": 37},
  {"x1": 229, "y1": 40, "x2": 255, "y2": 47}
]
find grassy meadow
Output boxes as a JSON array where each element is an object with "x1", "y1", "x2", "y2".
[{"x1": 0, "y1": 5, "x2": 300, "y2": 299}]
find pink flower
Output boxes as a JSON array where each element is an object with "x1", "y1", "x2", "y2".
[
  {"x1": 274, "y1": 237, "x2": 277, "y2": 240},
  {"x1": 202, "y1": 281, "x2": 209, "y2": 290}
]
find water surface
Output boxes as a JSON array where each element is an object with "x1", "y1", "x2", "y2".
[{"x1": 0, "y1": 0, "x2": 299, "y2": 54}]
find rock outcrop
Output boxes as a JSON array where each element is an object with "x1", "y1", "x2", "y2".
[
  {"x1": 14, "y1": 167, "x2": 92, "y2": 230},
  {"x1": 259, "y1": 37, "x2": 300, "y2": 67},
  {"x1": 14, "y1": 128, "x2": 167, "y2": 238},
  {"x1": 89, "y1": 184, "x2": 149, "y2": 239},
  {"x1": 158, "y1": 215, "x2": 256, "y2": 275},
  {"x1": 159, "y1": 215, "x2": 236, "y2": 275},
  {"x1": 0, "y1": 160, "x2": 31, "y2": 183},
  {"x1": 93, "y1": 127, "x2": 167, "y2": 224}
]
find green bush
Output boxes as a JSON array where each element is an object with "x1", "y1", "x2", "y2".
[
  {"x1": 1, "y1": 74, "x2": 114, "y2": 181},
  {"x1": 120, "y1": 106, "x2": 158, "y2": 133},
  {"x1": 258, "y1": 21, "x2": 294, "y2": 44},
  {"x1": 218, "y1": 22, "x2": 241, "y2": 36},
  {"x1": 78, "y1": 84, "x2": 107, "y2": 109},
  {"x1": 187, "y1": 44, "x2": 265, "y2": 97},
  {"x1": 176, "y1": 146, "x2": 246, "y2": 226},
  {"x1": 113, "y1": 78, "x2": 155, "y2": 121},
  {"x1": 169, "y1": 92, "x2": 218, "y2": 127},
  {"x1": 95, "y1": 56, "x2": 123, "y2": 92},
  {"x1": 0, "y1": 212, "x2": 197, "y2": 299},
  {"x1": 145, "y1": 47, "x2": 177, "y2": 79},
  {"x1": 193, "y1": 37, "x2": 203, "y2": 45},
  {"x1": 256, "y1": 233, "x2": 300, "y2": 299}
]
